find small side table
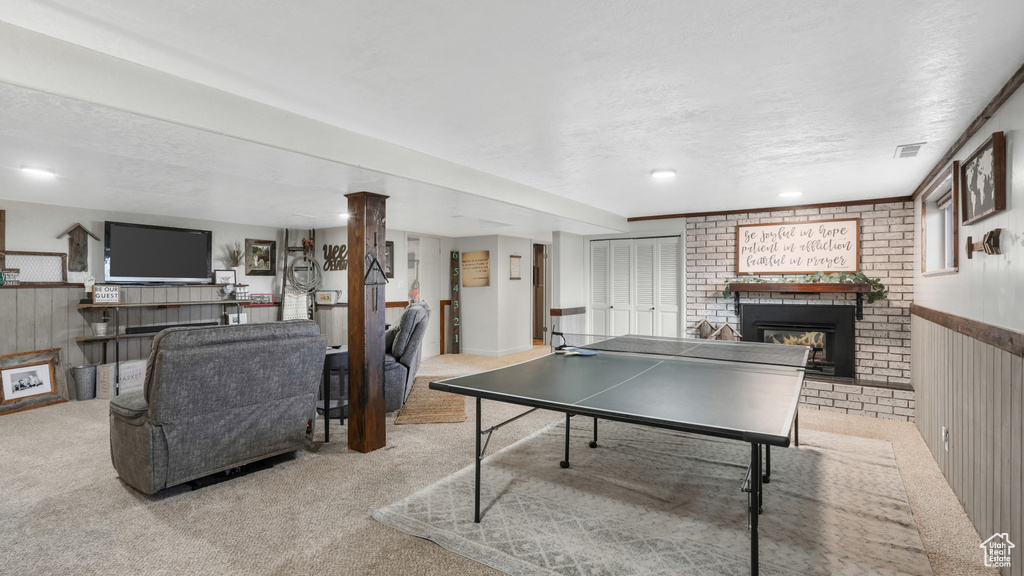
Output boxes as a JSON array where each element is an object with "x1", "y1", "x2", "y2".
[{"x1": 322, "y1": 347, "x2": 349, "y2": 443}]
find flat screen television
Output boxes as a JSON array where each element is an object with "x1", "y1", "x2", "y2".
[{"x1": 104, "y1": 221, "x2": 213, "y2": 283}]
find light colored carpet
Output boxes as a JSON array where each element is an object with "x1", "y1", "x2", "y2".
[
  {"x1": 0, "y1": 347, "x2": 996, "y2": 575},
  {"x1": 375, "y1": 419, "x2": 933, "y2": 576},
  {"x1": 395, "y1": 377, "x2": 466, "y2": 424}
]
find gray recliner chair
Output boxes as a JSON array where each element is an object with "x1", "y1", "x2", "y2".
[
  {"x1": 383, "y1": 302, "x2": 431, "y2": 412},
  {"x1": 108, "y1": 320, "x2": 325, "y2": 494}
]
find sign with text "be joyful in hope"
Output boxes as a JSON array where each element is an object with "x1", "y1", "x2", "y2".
[{"x1": 736, "y1": 218, "x2": 860, "y2": 274}]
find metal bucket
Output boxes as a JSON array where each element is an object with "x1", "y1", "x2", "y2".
[{"x1": 71, "y1": 365, "x2": 97, "y2": 400}]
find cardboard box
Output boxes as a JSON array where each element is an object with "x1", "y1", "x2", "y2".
[{"x1": 96, "y1": 360, "x2": 147, "y2": 399}]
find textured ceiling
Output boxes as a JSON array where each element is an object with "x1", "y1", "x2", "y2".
[{"x1": 1, "y1": 1, "x2": 1024, "y2": 236}]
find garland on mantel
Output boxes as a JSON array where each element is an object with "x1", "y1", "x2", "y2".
[{"x1": 723, "y1": 271, "x2": 888, "y2": 303}]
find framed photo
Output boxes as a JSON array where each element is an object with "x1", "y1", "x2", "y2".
[
  {"x1": 0, "y1": 349, "x2": 67, "y2": 415},
  {"x1": 245, "y1": 239, "x2": 277, "y2": 276},
  {"x1": 250, "y1": 293, "x2": 274, "y2": 306},
  {"x1": 385, "y1": 241, "x2": 395, "y2": 279},
  {"x1": 960, "y1": 131, "x2": 1006, "y2": 226},
  {"x1": 213, "y1": 269, "x2": 236, "y2": 285},
  {"x1": 510, "y1": 255, "x2": 522, "y2": 280}
]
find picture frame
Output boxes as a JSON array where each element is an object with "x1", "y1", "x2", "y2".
[
  {"x1": 245, "y1": 239, "x2": 277, "y2": 276},
  {"x1": 250, "y1": 293, "x2": 274, "y2": 306},
  {"x1": 510, "y1": 255, "x2": 522, "y2": 280},
  {"x1": 960, "y1": 131, "x2": 1006, "y2": 226},
  {"x1": 0, "y1": 349, "x2": 67, "y2": 415},
  {"x1": 92, "y1": 284, "x2": 120, "y2": 304},
  {"x1": 213, "y1": 269, "x2": 236, "y2": 285},
  {"x1": 385, "y1": 241, "x2": 395, "y2": 279}
]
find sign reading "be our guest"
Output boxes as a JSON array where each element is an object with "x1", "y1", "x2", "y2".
[{"x1": 736, "y1": 218, "x2": 860, "y2": 274}]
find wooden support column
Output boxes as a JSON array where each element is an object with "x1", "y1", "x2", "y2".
[{"x1": 346, "y1": 192, "x2": 389, "y2": 453}]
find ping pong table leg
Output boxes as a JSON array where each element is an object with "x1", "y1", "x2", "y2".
[
  {"x1": 590, "y1": 417, "x2": 598, "y2": 449},
  {"x1": 560, "y1": 413, "x2": 571, "y2": 468},
  {"x1": 763, "y1": 446, "x2": 771, "y2": 484},
  {"x1": 475, "y1": 397, "x2": 482, "y2": 523},
  {"x1": 749, "y1": 442, "x2": 762, "y2": 576}
]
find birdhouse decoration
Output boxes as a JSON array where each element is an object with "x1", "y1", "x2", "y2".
[{"x1": 56, "y1": 223, "x2": 100, "y2": 272}]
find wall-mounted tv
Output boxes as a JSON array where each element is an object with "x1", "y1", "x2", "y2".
[{"x1": 104, "y1": 221, "x2": 212, "y2": 283}]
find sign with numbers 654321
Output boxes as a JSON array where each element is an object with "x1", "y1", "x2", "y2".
[{"x1": 450, "y1": 251, "x2": 461, "y2": 354}]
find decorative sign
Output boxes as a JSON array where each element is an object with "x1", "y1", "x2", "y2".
[
  {"x1": 322, "y1": 244, "x2": 348, "y2": 271},
  {"x1": 250, "y1": 293, "x2": 275, "y2": 306},
  {"x1": 462, "y1": 250, "x2": 490, "y2": 287},
  {"x1": 92, "y1": 284, "x2": 121, "y2": 303},
  {"x1": 509, "y1": 255, "x2": 522, "y2": 280},
  {"x1": 315, "y1": 290, "x2": 339, "y2": 305},
  {"x1": 736, "y1": 218, "x2": 859, "y2": 274},
  {"x1": 450, "y1": 251, "x2": 461, "y2": 354},
  {"x1": 960, "y1": 131, "x2": 1006, "y2": 226}
]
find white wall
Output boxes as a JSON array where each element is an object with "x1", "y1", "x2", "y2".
[
  {"x1": 914, "y1": 86, "x2": 1024, "y2": 331},
  {"x1": 453, "y1": 235, "x2": 533, "y2": 356},
  {"x1": 551, "y1": 231, "x2": 586, "y2": 309},
  {"x1": 2, "y1": 198, "x2": 282, "y2": 293}
]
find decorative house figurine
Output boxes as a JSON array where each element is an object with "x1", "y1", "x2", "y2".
[{"x1": 56, "y1": 223, "x2": 100, "y2": 272}]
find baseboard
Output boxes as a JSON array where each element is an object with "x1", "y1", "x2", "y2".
[{"x1": 459, "y1": 344, "x2": 536, "y2": 358}]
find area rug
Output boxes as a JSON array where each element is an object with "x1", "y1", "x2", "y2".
[
  {"x1": 394, "y1": 376, "x2": 466, "y2": 424},
  {"x1": 374, "y1": 419, "x2": 933, "y2": 576}
]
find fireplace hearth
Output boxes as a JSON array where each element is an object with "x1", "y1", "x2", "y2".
[{"x1": 740, "y1": 304, "x2": 856, "y2": 377}]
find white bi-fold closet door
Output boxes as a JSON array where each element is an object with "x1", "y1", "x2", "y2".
[{"x1": 589, "y1": 237, "x2": 680, "y2": 338}]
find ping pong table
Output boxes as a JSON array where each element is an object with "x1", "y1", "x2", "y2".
[{"x1": 429, "y1": 333, "x2": 808, "y2": 576}]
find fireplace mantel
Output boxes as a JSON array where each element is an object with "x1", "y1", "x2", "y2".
[{"x1": 729, "y1": 282, "x2": 871, "y2": 319}]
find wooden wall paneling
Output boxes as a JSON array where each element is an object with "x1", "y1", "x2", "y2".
[
  {"x1": 127, "y1": 287, "x2": 142, "y2": 360},
  {"x1": 0, "y1": 289, "x2": 16, "y2": 355},
  {"x1": 952, "y1": 329, "x2": 962, "y2": 496},
  {"x1": 1012, "y1": 354, "x2": 1023, "y2": 574},
  {"x1": 151, "y1": 287, "x2": 168, "y2": 329},
  {"x1": 165, "y1": 287, "x2": 181, "y2": 326},
  {"x1": 16, "y1": 289, "x2": 35, "y2": 353},
  {"x1": 51, "y1": 287, "x2": 69, "y2": 370},
  {"x1": 1000, "y1": 350, "x2": 1012, "y2": 548}
]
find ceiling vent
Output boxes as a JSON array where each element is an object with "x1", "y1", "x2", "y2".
[{"x1": 894, "y1": 142, "x2": 926, "y2": 159}]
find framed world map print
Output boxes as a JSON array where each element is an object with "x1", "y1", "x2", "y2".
[{"x1": 960, "y1": 131, "x2": 1005, "y2": 226}]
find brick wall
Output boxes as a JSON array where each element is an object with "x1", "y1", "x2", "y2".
[
  {"x1": 801, "y1": 381, "x2": 916, "y2": 421},
  {"x1": 685, "y1": 201, "x2": 914, "y2": 387}
]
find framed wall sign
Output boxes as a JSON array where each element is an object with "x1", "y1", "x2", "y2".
[
  {"x1": 462, "y1": 250, "x2": 490, "y2": 287},
  {"x1": 384, "y1": 241, "x2": 395, "y2": 279},
  {"x1": 510, "y1": 254, "x2": 522, "y2": 280},
  {"x1": 245, "y1": 239, "x2": 277, "y2": 276},
  {"x1": 92, "y1": 284, "x2": 121, "y2": 303},
  {"x1": 249, "y1": 293, "x2": 274, "y2": 305},
  {"x1": 960, "y1": 131, "x2": 1006, "y2": 226},
  {"x1": 213, "y1": 270, "x2": 236, "y2": 284},
  {"x1": 736, "y1": 218, "x2": 860, "y2": 274}
]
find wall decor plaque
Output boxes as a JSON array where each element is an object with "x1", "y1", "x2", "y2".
[
  {"x1": 736, "y1": 218, "x2": 859, "y2": 275},
  {"x1": 960, "y1": 131, "x2": 1006, "y2": 226},
  {"x1": 92, "y1": 284, "x2": 121, "y2": 303},
  {"x1": 462, "y1": 250, "x2": 490, "y2": 287}
]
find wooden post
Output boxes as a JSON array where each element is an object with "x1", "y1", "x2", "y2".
[{"x1": 346, "y1": 192, "x2": 389, "y2": 453}]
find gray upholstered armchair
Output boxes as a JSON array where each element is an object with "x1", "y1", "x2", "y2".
[
  {"x1": 108, "y1": 320, "x2": 325, "y2": 494},
  {"x1": 383, "y1": 302, "x2": 431, "y2": 412}
]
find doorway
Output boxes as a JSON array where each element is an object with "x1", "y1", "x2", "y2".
[
  {"x1": 407, "y1": 235, "x2": 442, "y2": 358},
  {"x1": 533, "y1": 243, "x2": 548, "y2": 343}
]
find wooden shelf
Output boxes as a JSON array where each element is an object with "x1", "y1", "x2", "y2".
[
  {"x1": 78, "y1": 299, "x2": 248, "y2": 310},
  {"x1": 729, "y1": 282, "x2": 871, "y2": 319},
  {"x1": 76, "y1": 333, "x2": 160, "y2": 343},
  {"x1": 728, "y1": 282, "x2": 871, "y2": 294}
]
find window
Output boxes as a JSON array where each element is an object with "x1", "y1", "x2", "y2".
[{"x1": 921, "y1": 163, "x2": 959, "y2": 274}]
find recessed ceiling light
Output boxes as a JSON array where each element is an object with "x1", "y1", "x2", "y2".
[
  {"x1": 779, "y1": 191, "x2": 803, "y2": 198},
  {"x1": 21, "y1": 166, "x2": 55, "y2": 178},
  {"x1": 651, "y1": 169, "x2": 676, "y2": 179}
]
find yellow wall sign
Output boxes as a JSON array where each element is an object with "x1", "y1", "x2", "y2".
[{"x1": 462, "y1": 250, "x2": 490, "y2": 287}]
